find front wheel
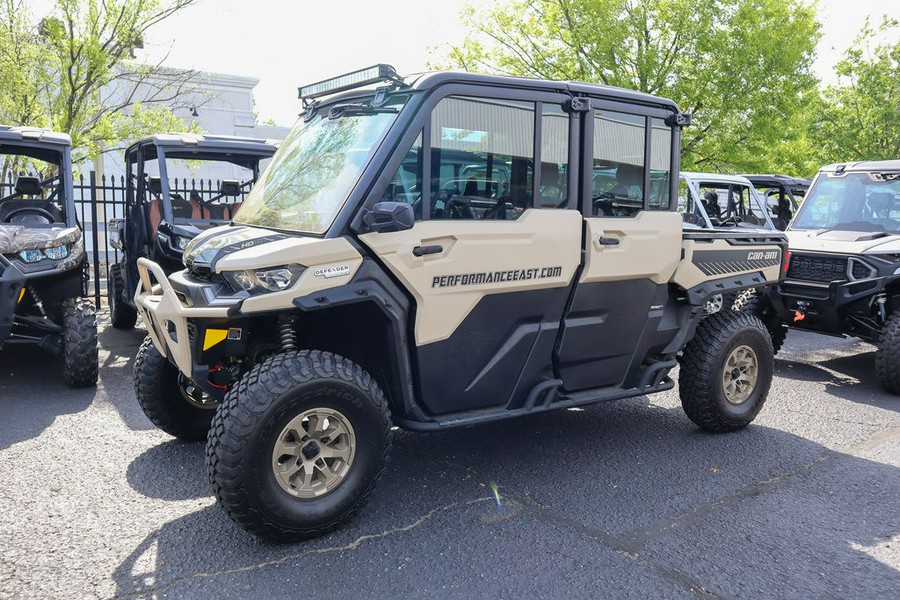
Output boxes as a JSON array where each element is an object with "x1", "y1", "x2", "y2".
[
  {"x1": 679, "y1": 312, "x2": 774, "y2": 432},
  {"x1": 206, "y1": 350, "x2": 393, "y2": 542},
  {"x1": 62, "y1": 297, "x2": 98, "y2": 388},
  {"x1": 109, "y1": 263, "x2": 137, "y2": 330},
  {"x1": 134, "y1": 336, "x2": 217, "y2": 441},
  {"x1": 874, "y1": 309, "x2": 900, "y2": 395}
]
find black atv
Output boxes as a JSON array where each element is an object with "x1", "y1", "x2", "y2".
[
  {"x1": 0, "y1": 126, "x2": 98, "y2": 387},
  {"x1": 106, "y1": 133, "x2": 278, "y2": 329}
]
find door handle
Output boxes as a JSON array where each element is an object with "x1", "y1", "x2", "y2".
[
  {"x1": 413, "y1": 244, "x2": 443, "y2": 257},
  {"x1": 599, "y1": 236, "x2": 620, "y2": 246}
]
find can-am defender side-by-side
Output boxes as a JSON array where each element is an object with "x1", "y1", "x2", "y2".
[
  {"x1": 0, "y1": 126, "x2": 97, "y2": 387},
  {"x1": 743, "y1": 161, "x2": 900, "y2": 388},
  {"x1": 678, "y1": 172, "x2": 779, "y2": 312},
  {"x1": 107, "y1": 134, "x2": 278, "y2": 329},
  {"x1": 133, "y1": 66, "x2": 787, "y2": 541},
  {"x1": 679, "y1": 172, "x2": 778, "y2": 232}
]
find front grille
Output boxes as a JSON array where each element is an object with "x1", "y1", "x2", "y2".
[
  {"x1": 190, "y1": 264, "x2": 214, "y2": 282},
  {"x1": 187, "y1": 320, "x2": 196, "y2": 347},
  {"x1": 787, "y1": 254, "x2": 848, "y2": 283}
]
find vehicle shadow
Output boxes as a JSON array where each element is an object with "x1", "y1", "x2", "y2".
[
  {"x1": 96, "y1": 315, "x2": 152, "y2": 431},
  {"x1": 0, "y1": 345, "x2": 94, "y2": 450},
  {"x1": 775, "y1": 349, "x2": 899, "y2": 410},
  {"x1": 113, "y1": 399, "x2": 900, "y2": 599}
]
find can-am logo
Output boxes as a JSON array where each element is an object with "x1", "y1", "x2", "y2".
[{"x1": 314, "y1": 265, "x2": 351, "y2": 279}]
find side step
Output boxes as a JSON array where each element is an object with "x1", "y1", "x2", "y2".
[{"x1": 396, "y1": 358, "x2": 678, "y2": 431}]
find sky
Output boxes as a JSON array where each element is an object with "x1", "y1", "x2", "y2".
[{"x1": 36, "y1": 0, "x2": 900, "y2": 126}]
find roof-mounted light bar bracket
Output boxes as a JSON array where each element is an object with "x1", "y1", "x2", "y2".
[{"x1": 299, "y1": 64, "x2": 403, "y2": 106}]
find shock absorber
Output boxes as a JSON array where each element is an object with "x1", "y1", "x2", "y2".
[
  {"x1": 278, "y1": 315, "x2": 298, "y2": 352},
  {"x1": 29, "y1": 287, "x2": 47, "y2": 317}
]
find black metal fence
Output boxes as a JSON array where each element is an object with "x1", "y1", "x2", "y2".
[{"x1": 2, "y1": 172, "x2": 238, "y2": 307}]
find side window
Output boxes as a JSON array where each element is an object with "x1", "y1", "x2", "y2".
[
  {"x1": 430, "y1": 96, "x2": 534, "y2": 220},
  {"x1": 539, "y1": 104, "x2": 569, "y2": 208},
  {"x1": 380, "y1": 131, "x2": 424, "y2": 219},
  {"x1": 698, "y1": 185, "x2": 726, "y2": 221},
  {"x1": 592, "y1": 111, "x2": 646, "y2": 217},
  {"x1": 649, "y1": 118, "x2": 672, "y2": 210}
]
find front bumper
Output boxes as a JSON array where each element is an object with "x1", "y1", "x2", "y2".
[
  {"x1": 769, "y1": 275, "x2": 888, "y2": 337},
  {"x1": 134, "y1": 258, "x2": 232, "y2": 382}
]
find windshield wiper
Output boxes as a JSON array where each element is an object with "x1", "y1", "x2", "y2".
[{"x1": 328, "y1": 103, "x2": 399, "y2": 119}]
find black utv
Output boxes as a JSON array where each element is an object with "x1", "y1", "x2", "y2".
[
  {"x1": 0, "y1": 126, "x2": 97, "y2": 387},
  {"x1": 743, "y1": 174, "x2": 811, "y2": 231},
  {"x1": 106, "y1": 133, "x2": 278, "y2": 329}
]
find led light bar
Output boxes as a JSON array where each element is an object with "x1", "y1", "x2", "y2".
[{"x1": 299, "y1": 64, "x2": 401, "y2": 101}]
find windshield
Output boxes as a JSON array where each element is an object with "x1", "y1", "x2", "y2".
[
  {"x1": 1, "y1": 151, "x2": 67, "y2": 226},
  {"x1": 156, "y1": 156, "x2": 259, "y2": 222},
  {"x1": 234, "y1": 102, "x2": 403, "y2": 233},
  {"x1": 792, "y1": 172, "x2": 900, "y2": 233}
]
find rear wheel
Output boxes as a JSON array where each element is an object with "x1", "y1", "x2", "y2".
[
  {"x1": 207, "y1": 350, "x2": 392, "y2": 542},
  {"x1": 62, "y1": 297, "x2": 98, "y2": 388},
  {"x1": 875, "y1": 309, "x2": 900, "y2": 395},
  {"x1": 109, "y1": 263, "x2": 137, "y2": 330},
  {"x1": 134, "y1": 336, "x2": 217, "y2": 441},
  {"x1": 732, "y1": 289, "x2": 787, "y2": 355},
  {"x1": 679, "y1": 311, "x2": 774, "y2": 432}
]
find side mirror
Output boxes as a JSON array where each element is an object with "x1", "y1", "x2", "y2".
[{"x1": 364, "y1": 202, "x2": 414, "y2": 233}]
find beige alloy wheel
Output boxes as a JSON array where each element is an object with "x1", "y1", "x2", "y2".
[
  {"x1": 721, "y1": 344, "x2": 759, "y2": 405},
  {"x1": 271, "y1": 408, "x2": 357, "y2": 499},
  {"x1": 177, "y1": 373, "x2": 216, "y2": 409}
]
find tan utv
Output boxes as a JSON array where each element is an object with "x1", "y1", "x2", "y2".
[{"x1": 132, "y1": 65, "x2": 787, "y2": 542}]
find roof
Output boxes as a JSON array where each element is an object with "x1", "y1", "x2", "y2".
[
  {"x1": 682, "y1": 172, "x2": 755, "y2": 186},
  {"x1": 742, "y1": 174, "x2": 812, "y2": 187},
  {"x1": 318, "y1": 69, "x2": 682, "y2": 113},
  {"x1": 411, "y1": 71, "x2": 679, "y2": 110},
  {"x1": 0, "y1": 125, "x2": 72, "y2": 147},
  {"x1": 818, "y1": 160, "x2": 900, "y2": 173},
  {"x1": 126, "y1": 133, "x2": 279, "y2": 155}
]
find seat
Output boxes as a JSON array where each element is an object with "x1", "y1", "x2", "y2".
[{"x1": 14, "y1": 176, "x2": 43, "y2": 197}]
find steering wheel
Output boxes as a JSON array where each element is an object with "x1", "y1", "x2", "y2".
[
  {"x1": 712, "y1": 215, "x2": 743, "y2": 227},
  {"x1": 445, "y1": 196, "x2": 474, "y2": 219},
  {"x1": 4, "y1": 207, "x2": 55, "y2": 224}
]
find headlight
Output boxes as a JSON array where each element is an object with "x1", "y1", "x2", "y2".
[
  {"x1": 175, "y1": 236, "x2": 191, "y2": 251},
  {"x1": 18, "y1": 244, "x2": 69, "y2": 263},
  {"x1": 222, "y1": 264, "x2": 305, "y2": 294},
  {"x1": 19, "y1": 249, "x2": 44, "y2": 263},
  {"x1": 43, "y1": 245, "x2": 69, "y2": 260}
]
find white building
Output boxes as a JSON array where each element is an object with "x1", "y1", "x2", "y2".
[{"x1": 97, "y1": 68, "x2": 291, "y2": 182}]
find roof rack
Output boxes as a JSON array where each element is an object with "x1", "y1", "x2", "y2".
[{"x1": 298, "y1": 64, "x2": 404, "y2": 105}]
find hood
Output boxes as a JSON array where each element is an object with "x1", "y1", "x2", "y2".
[
  {"x1": 0, "y1": 225, "x2": 81, "y2": 254},
  {"x1": 183, "y1": 224, "x2": 361, "y2": 274},
  {"x1": 786, "y1": 229, "x2": 900, "y2": 255}
]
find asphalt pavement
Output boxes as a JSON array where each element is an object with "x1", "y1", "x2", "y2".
[{"x1": 0, "y1": 313, "x2": 898, "y2": 599}]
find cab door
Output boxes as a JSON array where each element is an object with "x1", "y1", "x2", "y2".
[
  {"x1": 556, "y1": 107, "x2": 682, "y2": 391},
  {"x1": 359, "y1": 93, "x2": 582, "y2": 415}
]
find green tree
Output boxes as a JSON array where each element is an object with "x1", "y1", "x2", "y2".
[
  {"x1": 440, "y1": 0, "x2": 820, "y2": 173},
  {"x1": 814, "y1": 17, "x2": 900, "y2": 163},
  {"x1": 0, "y1": 0, "x2": 201, "y2": 164}
]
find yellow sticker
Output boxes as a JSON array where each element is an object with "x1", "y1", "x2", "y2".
[
  {"x1": 17, "y1": 288, "x2": 25, "y2": 304},
  {"x1": 203, "y1": 328, "x2": 228, "y2": 351}
]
